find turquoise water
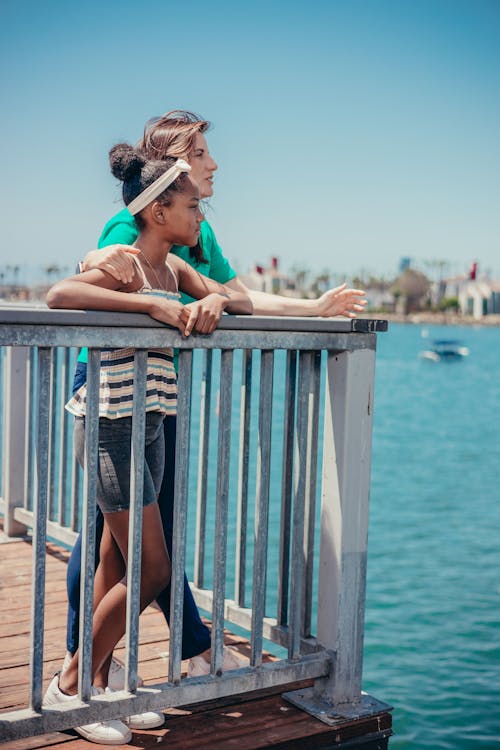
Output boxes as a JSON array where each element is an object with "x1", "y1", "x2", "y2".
[{"x1": 363, "y1": 323, "x2": 500, "y2": 749}]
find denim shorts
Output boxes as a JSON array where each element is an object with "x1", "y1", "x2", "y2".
[{"x1": 74, "y1": 411, "x2": 165, "y2": 513}]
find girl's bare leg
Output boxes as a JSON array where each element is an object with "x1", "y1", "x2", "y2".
[
  {"x1": 94, "y1": 524, "x2": 125, "y2": 603},
  {"x1": 60, "y1": 501, "x2": 170, "y2": 694},
  {"x1": 92, "y1": 525, "x2": 125, "y2": 687}
]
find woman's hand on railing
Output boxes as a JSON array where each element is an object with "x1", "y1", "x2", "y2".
[
  {"x1": 82, "y1": 246, "x2": 140, "y2": 285},
  {"x1": 315, "y1": 284, "x2": 368, "y2": 318}
]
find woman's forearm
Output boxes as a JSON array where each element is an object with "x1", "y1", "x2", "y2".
[
  {"x1": 245, "y1": 290, "x2": 317, "y2": 316},
  {"x1": 225, "y1": 279, "x2": 366, "y2": 318},
  {"x1": 176, "y1": 260, "x2": 252, "y2": 314},
  {"x1": 224, "y1": 278, "x2": 317, "y2": 316},
  {"x1": 221, "y1": 291, "x2": 253, "y2": 315}
]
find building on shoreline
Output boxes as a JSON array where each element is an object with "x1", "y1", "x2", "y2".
[
  {"x1": 436, "y1": 270, "x2": 500, "y2": 320},
  {"x1": 239, "y1": 256, "x2": 296, "y2": 296}
]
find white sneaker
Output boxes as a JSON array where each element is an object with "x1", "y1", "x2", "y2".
[
  {"x1": 43, "y1": 675, "x2": 132, "y2": 745},
  {"x1": 107, "y1": 655, "x2": 144, "y2": 691},
  {"x1": 105, "y1": 687, "x2": 165, "y2": 730},
  {"x1": 61, "y1": 652, "x2": 72, "y2": 673},
  {"x1": 62, "y1": 652, "x2": 144, "y2": 691},
  {"x1": 188, "y1": 647, "x2": 249, "y2": 677}
]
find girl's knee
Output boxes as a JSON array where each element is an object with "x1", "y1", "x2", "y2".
[
  {"x1": 99, "y1": 543, "x2": 119, "y2": 566},
  {"x1": 156, "y1": 558, "x2": 171, "y2": 592},
  {"x1": 144, "y1": 558, "x2": 171, "y2": 600}
]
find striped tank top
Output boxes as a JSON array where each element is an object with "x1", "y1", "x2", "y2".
[{"x1": 65, "y1": 261, "x2": 179, "y2": 419}]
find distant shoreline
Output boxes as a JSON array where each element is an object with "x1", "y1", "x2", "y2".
[{"x1": 361, "y1": 312, "x2": 500, "y2": 327}]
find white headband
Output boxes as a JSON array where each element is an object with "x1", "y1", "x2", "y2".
[{"x1": 127, "y1": 158, "x2": 191, "y2": 216}]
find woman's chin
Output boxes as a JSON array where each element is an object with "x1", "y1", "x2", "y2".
[{"x1": 201, "y1": 182, "x2": 214, "y2": 198}]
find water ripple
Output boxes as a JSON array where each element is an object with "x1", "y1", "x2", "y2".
[{"x1": 364, "y1": 324, "x2": 500, "y2": 749}]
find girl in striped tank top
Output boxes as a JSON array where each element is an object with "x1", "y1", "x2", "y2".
[{"x1": 44, "y1": 144, "x2": 252, "y2": 744}]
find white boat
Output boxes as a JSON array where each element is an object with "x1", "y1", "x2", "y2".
[{"x1": 419, "y1": 339, "x2": 470, "y2": 362}]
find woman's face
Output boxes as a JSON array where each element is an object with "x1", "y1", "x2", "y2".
[
  {"x1": 188, "y1": 133, "x2": 217, "y2": 198},
  {"x1": 161, "y1": 176, "x2": 203, "y2": 246}
]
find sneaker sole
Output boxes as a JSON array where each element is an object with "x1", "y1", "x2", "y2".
[
  {"x1": 125, "y1": 714, "x2": 165, "y2": 729},
  {"x1": 76, "y1": 725, "x2": 132, "y2": 745}
]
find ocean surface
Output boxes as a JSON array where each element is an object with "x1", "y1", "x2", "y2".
[
  {"x1": 363, "y1": 323, "x2": 500, "y2": 749},
  {"x1": 183, "y1": 322, "x2": 500, "y2": 750}
]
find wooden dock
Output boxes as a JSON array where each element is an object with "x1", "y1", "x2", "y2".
[{"x1": 0, "y1": 525, "x2": 392, "y2": 749}]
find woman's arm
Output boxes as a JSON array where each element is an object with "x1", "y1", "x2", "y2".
[
  {"x1": 81, "y1": 245, "x2": 140, "y2": 285},
  {"x1": 46, "y1": 270, "x2": 189, "y2": 335},
  {"x1": 78, "y1": 210, "x2": 141, "y2": 283},
  {"x1": 192, "y1": 221, "x2": 365, "y2": 317},
  {"x1": 169, "y1": 256, "x2": 252, "y2": 337},
  {"x1": 224, "y1": 277, "x2": 367, "y2": 318},
  {"x1": 172, "y1": 257, "x2": 253, "y2": 314}
]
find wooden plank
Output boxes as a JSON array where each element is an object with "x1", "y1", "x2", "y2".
[
  {"x1": 148, "y1": 694, "x2": 391, "y2": 750},
  {"x1": 0, "y1": 732, "x2": 76, "y2": 749},
  {"x1": 0, "y1": 694, "x2": 391, "y2": 750}
]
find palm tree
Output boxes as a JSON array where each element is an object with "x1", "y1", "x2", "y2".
[
  {"x1": 43, "y1": 264, "x2": 62, "y2": 283},
  {"x1": 290, "y1": 266, "x2": 310, "y2": 294},
  {"x1": 312, "y1": 269, "x2": 331, "y2": 295}
]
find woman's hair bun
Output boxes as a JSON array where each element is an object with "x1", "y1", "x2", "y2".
[{"x1": 109, "y1": 143, "x2": 146, "y2": 181}]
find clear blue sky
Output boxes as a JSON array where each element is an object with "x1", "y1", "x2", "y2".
[{"x1": 1, "y1": 0, "x2": 499, "y2": 284}]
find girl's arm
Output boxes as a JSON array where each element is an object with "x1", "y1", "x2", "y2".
[{"x1": 46, "y1": 269, "x2": 189, "y2": 335}]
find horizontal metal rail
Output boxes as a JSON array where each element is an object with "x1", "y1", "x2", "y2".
[{"x1": 0, "y1": 655, "x2": 331, "y2": 740}]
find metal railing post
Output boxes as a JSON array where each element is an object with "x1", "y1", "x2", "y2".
[
  {"x1": 315, "y1": 348, "x2": 376, "y2": 703},
  {"x1": 234, "y1": 349, "x2": 252, "y2": 607},
  {"x1": 250, "y1": 349, "x2": 273, "y2": 666},
  {"x1": 78, "y1": 348, "x2": 100, "y2": 700},
  {"x1": 193, "y1": 349, "x2": 212, "y2": 588},
  {"x1": 29, "y1": 347, "x2": 51, "y2": 710},
  {"x1": 2, "y1": 346, "x2": 30, "y2": 537},
  {"x1": 125, "y1": 349, "x2": 148, "y2": 692},
  {"x1": 211, "y1": 349, "x2": 233, "y2": 674},
  {"x1": 284, "y1": 346, "x2": 391, "y2": 724},
  {"x1": 277, "y1": 349, "x2": 296, "y2": 627},
  {"x1": 169, "y1": 349, "x2": 193, "y2": 683}
]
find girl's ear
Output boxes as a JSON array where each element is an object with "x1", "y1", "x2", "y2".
[{"x1": 150, "y1": 201, "x2": 167, "y2": 225}]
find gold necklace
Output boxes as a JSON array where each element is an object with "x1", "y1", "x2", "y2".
[{"x1": 138, "y1": 249, "x2": 167, "y2": 291}]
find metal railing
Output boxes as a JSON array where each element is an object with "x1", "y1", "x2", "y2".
[{"x1": 0, "y1": 305, "x2": 389, "y2": 740}]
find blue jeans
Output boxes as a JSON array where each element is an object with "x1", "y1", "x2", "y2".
[{"x1": 66, "y1": 372, "x2": 211, "y2": 660}]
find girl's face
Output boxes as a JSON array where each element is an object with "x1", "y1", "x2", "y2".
[
  {"x1": 188, "y1": 133, "x2": 218, "y2": 198},
  {"x1": 159, "y1": 176, "x2": 203, "y2": 246}
]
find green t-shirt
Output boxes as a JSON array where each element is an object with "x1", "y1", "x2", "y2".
[{"x1": 77, "y1": 209, "x2": 237, "y2": 363}]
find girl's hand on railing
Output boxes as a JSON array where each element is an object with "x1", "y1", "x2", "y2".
[
  {"x1": 183, "y1": 293, "x2": 228, "y2": 336},
  {"x1": 147, "y1": 298, "x2": 189, "y2": 336},
  {"x1": 82, "y1": 246, "x2": 140, "y2": 285},
  {"x1": 315, "y1": 284, "x2": 368, "y2": 318}
]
